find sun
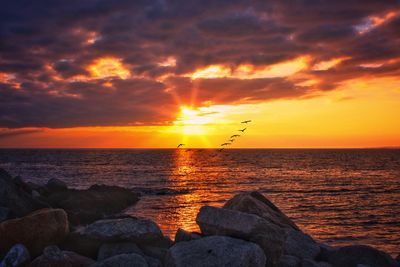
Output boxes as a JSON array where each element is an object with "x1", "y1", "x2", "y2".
[{"x1": 173, "y1": 106, "x2": 211, "y2": 135}]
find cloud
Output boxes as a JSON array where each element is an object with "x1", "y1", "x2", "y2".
[{"x1": 0, "y1": 0, "x2": 399, "y2": 128}]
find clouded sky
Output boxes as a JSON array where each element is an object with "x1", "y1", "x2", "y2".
[{"x1": 1, "y1": 0, "x2": 400, "y2": 148}]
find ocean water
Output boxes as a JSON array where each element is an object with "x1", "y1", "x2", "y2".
[{"x1": 0, "y1": 149, "x2": 399, "y2": 255}]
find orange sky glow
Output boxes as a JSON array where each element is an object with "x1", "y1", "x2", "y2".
[{"x1": 1, "y1": 5, "x2": 400, "y2": 148}]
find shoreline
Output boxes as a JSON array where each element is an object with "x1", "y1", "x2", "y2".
[{"x1": 1, "y1": 168, "x2": 399, "y2": 266}]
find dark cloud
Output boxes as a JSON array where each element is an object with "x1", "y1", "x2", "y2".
[{"x1": 0, "y1": 0, "x2": 399, "y2": 128}]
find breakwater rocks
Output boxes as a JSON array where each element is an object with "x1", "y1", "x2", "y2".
[{"x1": 0, "y1": 168, "x2": 399, "y2": 267}]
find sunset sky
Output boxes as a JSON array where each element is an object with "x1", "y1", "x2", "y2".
[{"x1": 1, "y1": 1, "x2": 400, "y2": 148}]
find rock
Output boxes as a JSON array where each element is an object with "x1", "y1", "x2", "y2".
[
  {"x1": 144, "y1": 255, "x2": 162, "y2": 267},
  {"x1": 90, "y1": 253, "x2": 149, "y2": 267},
  {"x1": 82, "y1": 217, "x2": 163, "y2": 244},
  {"x1": 0, "y1": 208, "x2": 69, "y2": 256},
  {"x1": 326, "y1": 245, "x2": 397, "y2": 267},
  {"x1": 223, "y1": 191, "x2": 300, "y2": 231},
  {"x1": 301, "y1": 259, "x2": 332, "y2": 267},
  {"x1": 196, "y1": 205, "x2": 285, "y2": 266},
  {"x1": 59, "y1": 231, "x2": 103, "y2": 260},
  {"x1": 46, "y1": 178, "x2": 68, "y2": 192},
  {"x1": 0, "y1": 244, "x2": 30, "y2": 267},
  {"x1": 0, "y1": 169, "x2": 48, "y2": 219},
  {"x1": 284, "y1": 230, "x2": 320, "y2": 260},
  {"x1": 139, "y1": 245, "x2": 168, "y2": 263},
  {"x1": 46, "y1": 185, "x2": 139, "y2": 225},
  {"x1": 0, "y1": 207, "x2": 10, "y2": 223},
  {"x1": 174, "y1": 228, "x2": 201, "y2": 242},
  {"x1": 28, "y1": 245, "x2": 94, "y2": 267},
  {"x1": 279, "y1": 255, "x2": 300, "y2": 267},
  {"x1": 165, "y1": 235, "x2": 266, "y2": 267},
  {"x1": 97, "y1": 242, "x2": 144, "y2": 261}
]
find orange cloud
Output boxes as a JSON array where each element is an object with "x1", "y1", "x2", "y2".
[{"x1": 87, "y1": 57, "x2": 131, "y2": 79}]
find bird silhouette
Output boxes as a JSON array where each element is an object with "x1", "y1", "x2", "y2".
[
  {"x1": 177, "y1": 144, "x2": 185, "y2": 148},
  {"x1": 241, "y1": 120, "x2": 252, "y2": 124},
  {"x1": 231, "y1": 134, "x2": 240, "y2": 138},
  {"x1": 221, "y1": 143, "x2": 231, "y2": 146},
  {"x1": 238, "y1": 128, "x2": 247, "y2": 132}
]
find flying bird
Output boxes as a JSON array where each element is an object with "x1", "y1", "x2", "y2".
[
  {"x1": 177, "y1": 144, "x2": 185, "y2": 148},
  {"x1": 221, "y1": 143, "x2": 231, "y2": 146},
  {"x1": 238, "y1": 128, "x2": 247, "y2": 132},
  {"x1": 241, "y1": 120, "x2": 252, "y2": 124},
  {"x1": 231, "y1": 134, "x2": 240, "y2": 138}
]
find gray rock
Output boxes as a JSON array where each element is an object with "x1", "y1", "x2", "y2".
[
  {"x1": 29, "y1": 245, "x2": 95, "y2": 267},
  {"x1": 60, "y1": 231, "x2": 103, "y2": 260},
  {"x1": 46, "y1": 185, "x2": 140, "y2": 226},
  {"x1": 83, "y1": 217, "x2": 163, "y2": 244},
  {"x1": 46, "y1": 178, "x2": 68, "y2": 192},
  {"x1": 0, "y1": 207, "x2": 9, "y2": 223},
  {"x1": 326, "y1": 245, "x2": 397, "y2": 267},
  {"x1": 0, "y1": 169, "x2": 48, "y2": 219},
  {"x1": 284, "y1": 230, "x2": 320, "y2": 260},
  {"x1": 98, "y1": 242, "x2": 144, "y2": 261},
  {"x1": 165, "y1": 235, "x2": 266, "y2": 267},
  {"x1": 174, "y1": 228, "x2": 201, "y2": 242},
  {"x1": 143, "y1": 256, "x2": 162, "y2": 267},
  {"x1": 31, "y1": 190, "x2": 41, "y2": 198},
  {"x1": 196, "y1": 205, "x2": 285, "y2": 266},
  {"x1": 0, "y1": 244, "x2": 30, "y2": 267},
  {"x1": 223, "y1": 191, "x2": 300, "y2": 231},
  {"x1": 139, "y1": 245, "x2": 168, "y2": 262},
  {"x1": 279, "y1": 255, "x2": 300, "y2": 267},
  {"x1": 90, "y1": 253, "x2": 149, "y2": 267}
]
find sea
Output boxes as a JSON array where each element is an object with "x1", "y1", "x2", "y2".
[{"x1": 0, "y1": 149, "x2": 399, "y2": 255}]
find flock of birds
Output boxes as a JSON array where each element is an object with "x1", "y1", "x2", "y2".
[{"x1": 177, "y1": 120, "x2": 252, "y2": 151}]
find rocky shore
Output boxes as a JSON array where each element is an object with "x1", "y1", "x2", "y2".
[{"x1": 0, "y1": 168, "x2": 399, "y2": 267}]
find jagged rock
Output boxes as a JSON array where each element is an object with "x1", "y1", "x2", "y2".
[
  {"x1": 0, "y1": 208, "x2": 69, "y2": 256},
  {"x1": 90, "y1": 253, "x2": 149, "y2": 267},
  {"x1": 284, "y1": 230, "x2": 320, "y2": 260},
  {"x1": 98, "y1": 242, "x2": 143, "y2": 261},
  {"x1": 82, "y1": 217, "x2": 163, "y2": 244},
  {"x1": 59, "y1": 231, "x2": 103, "y2": 260},
  {"x1": 46, "y1": 178, "x2": 68, "y2": 192},
  {"x1": 174, "y1": 228, "x2": 201, "y2": 242},
  {"x1": 28, "y1": 246, "x2": 94, "y2": 267},
  {"x1": 46, "y1": 185, "x2": 139, "y2": 225},
  {"x1": 0, "y1": 207, "x2": 9, "y2": 223},
  {"x1": 0, "y1": 244, "x2": 30, "y2": 267},
  {"x1": 196, "y1": 205, "x2": 285, "y2": 266},
  {"x1": 165, "y1": 235, "x2": 266, "y2": 267},
  {"x1": 279, "y1": 255, "x2": 300, "y2": 267},
  {"x1": 0, "y1": 169, "x2": 48, "y2": 219},
  {"x1": 326, "y1": 245, "x2": 397, "y2": 267},
  {"x1": 223, "y1": 191, "x2": 300, "y2": 231}
]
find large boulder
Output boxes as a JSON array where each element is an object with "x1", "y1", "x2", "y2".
[
  {"x1": 45, "y1": 185, "x2": 139, "y2": 225},
  {"x1": 223, "y1": 191, "x2": 299, "y2": 231},
  {"x1": 278, "y1": 255, "x2": 300, "y2": 267},
  {"x1": 165, "y1": 235, "x2": 266, "y2": 267},
  {"x1": 97, "y1": 242, "x2": 144, "y2": 261},
  {"x1": 82, "y1": 217, "x2": 163, "y2": 244},
  {"x1": 196, "y1": 205, "x2": 285, "y2": 266},
  {"x1": 0, "y1": 244, "x2": 30, "y2": 267},
  {"x1": 0, "y1": 208, "x2": 69, "y2": 256},
  {"x1": 28, "y1": 246, "x2": 94, "y2": 267},
  {"x1": 90, "y1": 253, "x2": 149, "y2": 267},
  {"x1": 325, "y1": 245, "x2": 397, "y2": 267},
  {"x1": 0, "y1": 169, "x2": 48, "y2": 220},
  {"x1": 284, "y1": 230, "x2": 320, "y2": 260}
]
